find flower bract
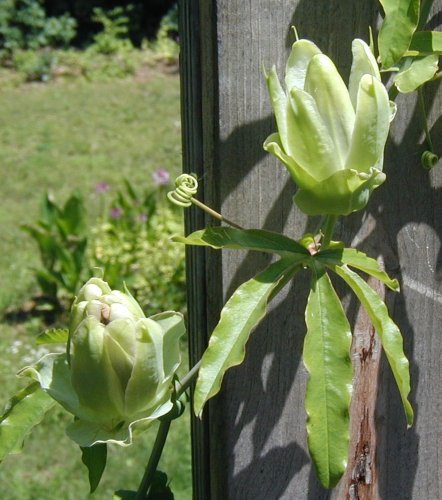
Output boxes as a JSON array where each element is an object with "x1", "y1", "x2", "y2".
[
  {"x1": 264, "y1": 38, "x2": 396, "y2": 216},
  {"x1": 20, "y1": 278, "x2": 185, "y2": 447}
]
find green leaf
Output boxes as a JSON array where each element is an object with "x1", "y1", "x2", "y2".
[
  {"x1": 332, "y1": 264, "x2": 413, "y2": 426},
  {"x1": 36, "y1": 328, "x2": 69, "y2": 345},
  {"x1": 304, "y1": 264, "x2": 353, "y2": 488},
  {"x1": 378, "y1": 0, "x2": 420, "y2": 68},
  {"x1": 173, "y1": 226, "x2": 310, "y2": 256},
  {"x1": 317, "y1": 247, "x2": 399, "y2": 291},
  {"x1": 193, "y1": 256, "x2": 303, "y2": 417},
  {"x1": 409, "y1": 30, "x2": 442, "y2": 54},
  {"x1": 0, "y1": 382, "x2": 55, "y2": 461},
  {"x1": 394, "y1": 55, "x2": 438, "y2": 92},
  {"x1": 81, "y1": 443, "x2": 107, "y2": 493}
]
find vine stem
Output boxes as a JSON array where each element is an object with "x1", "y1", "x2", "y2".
[
  {"x1": 190, "y1": 197, "x2": 244, "y2": 229},
  {"x1": 418, "y1": 87, "x2": 435, "y2": 153},
  {"x1": 135, "y1": 361, "x2": 201, "y2": 499},
  {"x1": 320, "y1": 215, "x2": 338, "y2": 250}
]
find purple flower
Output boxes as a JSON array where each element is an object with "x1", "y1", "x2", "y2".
[
  {"x1": 95, "y1": 182, "x2": 110, "y2": 194},
  {"x1": 152, "y1": 168, "x2": 170, "y2": 186},
  {"x1": 110, "y1": 207, "x2": 123, "y2": 219},
  {"x1": 138, "y1": 213, "x2": 148, "y2": 223}
]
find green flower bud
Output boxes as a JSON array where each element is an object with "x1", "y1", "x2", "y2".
[
  {"x1": 21, "y1": 278, "x2": 185, "y2": 447},
  {"x1": 264, "y1": 38, "x2": 395, "y2": 216}
]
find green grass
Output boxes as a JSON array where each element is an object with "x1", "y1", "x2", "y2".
[
  {"x1": 0, "y1": 69, "x2": 191, "y2": 498},
  {"x1": 0, "y1": 69, "x2": 181, "y2": 309}
]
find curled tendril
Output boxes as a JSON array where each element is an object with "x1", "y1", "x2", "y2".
[
  {"x1": 421, "y1": 151, "x2": 439, "y2": 170},
  {"x1": 167, "y1": 174, "x2": 199, "y2": 207}
]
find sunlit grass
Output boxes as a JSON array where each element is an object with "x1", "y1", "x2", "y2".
[{"x1": 0, "y1": 70, "x2": 191, "y2": 498}]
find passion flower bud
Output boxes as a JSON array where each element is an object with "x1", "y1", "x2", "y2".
[
  {"x1": 21, "y1": 278, "x2": 185, "y2": 447},
  {"x1": 264, "y1": 38, "x2": 395, "y2": 216}
]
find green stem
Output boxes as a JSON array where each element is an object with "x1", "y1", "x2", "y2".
[
  {"x1": 320, "y1": 215, "x2": 338, "y2": 250},
  {"x1": 190, "y1": 197, "x2": 244, "y2": 230},
  {"x1": 135, "y1": 419, "x2": 171, "y2": 500},
  {"x1": 135, "y1": 362, "x2": 201, "y2": 499},
  {"x1": 418, "y1": 87, "x2": 434, "y2": 152},
  {"x1": 176, "y1": 360, "x2": 201, "y2": 398}
]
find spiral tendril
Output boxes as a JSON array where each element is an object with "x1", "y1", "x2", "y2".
[
  {"x1": 421, "y1": 151, "x2": 439, "y2": 170},
  {"x1": 167, "y1": 174, "x2": 199, "y2": 207}
]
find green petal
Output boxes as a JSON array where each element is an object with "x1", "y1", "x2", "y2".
[
  {"x1": 289, "y1": 88, "x2": 340, "y2": 180},
  {"x1": 294, "y1": 167, "x2": 386, "y2": 216},
  {"x1": 149, "y1": 311, "x2": 185, "y2": 377},
  {"x1": 19, "y1": 353, "x2": 110, "y2": 424},
  {"x1": 66, "y1": 400, "x2": 173, "y2": 447},
  {"x1": 348, "y1": 39, "x2": 381, "y2": 109},
  {"x1": 285, "y1": 39, "x2": 322, "y2": 90},
  {"x1": 265, "y1": 67, "x2": 296, "y2": 157},
  {"x1": 345, "y1": 75, "x2": 391, "y2": 174},
  {"x1": 71, "y1": 317, "x2": 125, "y2": 418},
  {"x1": 263, "y1": 133, "x2": 317, "y2": 189},
  {"x1": 104, "y1": 319, "x2": 136, "y2": 392},
  {"x1": 124, "y1": 319, "x2": 165, "y2": 416},
  {"x1": 305, "y1": 54, "x2": 355, "y2": 168}
]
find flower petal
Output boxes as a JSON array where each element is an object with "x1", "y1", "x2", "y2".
[
  {"x1": 70, "y1": 317, "x2": 125, "y2": 418},
  {"x1": 345, "y1": 75, "x2": 391, "y2": 174},
  {"x1": 263, "y1": 133, "x2": 317, "y2": 189},
  {"x1": 285, "y1": 39, "x2": 322, "y2": 91},
  {"x1": 348, "y1": 39, "x2": 381, "y2": 110},
  {"x1": 124, "y1": 318, "x2": 166, "y2": 416},
  {"x1": 294, "y1": 167, "x2": 386, "y2": 216},
  {"x1": 305, "y1": 54, "x2": 355, "y2": 169},
  {"x1": 19, "y1": 353, "x2": 110, "y2": 424},
  {"x1": 288, "y1": 88, "x2": 340, "y2": 180},
  {"x1": 66, "y1": 400, "x2": 173, "y2": 447},
  {"x1": 149, "y1": 311, "x2": 185, "y2": 377},
  {"x1": 265, "y1": 66, "x2": 298, "y2": 156}
]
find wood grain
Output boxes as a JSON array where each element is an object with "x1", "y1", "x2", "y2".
[{"x1": 180, "y1": 0, "x2": 442, "y2": 497}]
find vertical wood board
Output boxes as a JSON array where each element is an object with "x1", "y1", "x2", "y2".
[{"x1": 180, "y1": 1, "x2": 442, "y2": 498}]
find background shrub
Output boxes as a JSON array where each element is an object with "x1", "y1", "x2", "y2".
[{"x1": 0, "y1": 0, "x2": 76, "y2": 56}]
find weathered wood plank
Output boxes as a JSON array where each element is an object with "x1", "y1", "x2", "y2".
[{"x1": 180, "y1": 1, "x2": 442, "y2": 498}]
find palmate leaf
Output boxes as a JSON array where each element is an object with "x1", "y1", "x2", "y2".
[
  {"x1": 173, "y1": 226, "x2": 310, "y2": 256},
  {"x1": 332, "y1": 264, "x2": 413, "y2": 426},
  {"x1": 0, "y1": 382, "x2": 55, "y2": 461},
  {"x1": 304, "y1": 263, "x2": 353, "y2": 488},
  {"x1": 193, "y1": 255, "x2": 304, "y2": 417},
  {"x1": 81, "y1": 443, "x2": 107, "y2": 493},
  {"x1": 378, "y1": 0, "x2": 420, "y2": 68},
  {"x1": 317, "y1": 247, "x2": 399, "y2": 290}
]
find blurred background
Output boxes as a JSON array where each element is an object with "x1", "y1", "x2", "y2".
[{"x1": 0, "y1": 1, "x2": 191, "y2": 498}]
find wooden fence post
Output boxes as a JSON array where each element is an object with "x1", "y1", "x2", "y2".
[{"x1": 179, "y1": 1, "x2": 442, "y2": 498}]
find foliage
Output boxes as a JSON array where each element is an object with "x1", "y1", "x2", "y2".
[
  {"x1": 178, "y1": 225, "x2": 412, "y2": 488},
  {"x1": 146, "y1": 3, "x2": 179, "y2": 64},
  {"x1": 21, "y1": 193, "x2": 88, "y2": 308},
  {"x1": 20, "y1": 179, "x2": 185, "y2": 317},
  {"x1": 89, "y1": 179, "x2": 186, "y2": 316},
  {"x1": 0, "y1": 63, "x2": 189, "y2": 497},
  {"x1": 89, "y1": 6, "x2": 133, "y2": 55},
  {"x1": 12, "y1": 49, "x2": 54, "y2": 81},
  {"x1": 0, "y1": 0, "x2": 76, "y2": 57}
]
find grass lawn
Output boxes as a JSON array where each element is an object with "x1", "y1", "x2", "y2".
[{"x1": 0, "y1": 67, "x2": 192, "y2": 499}]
